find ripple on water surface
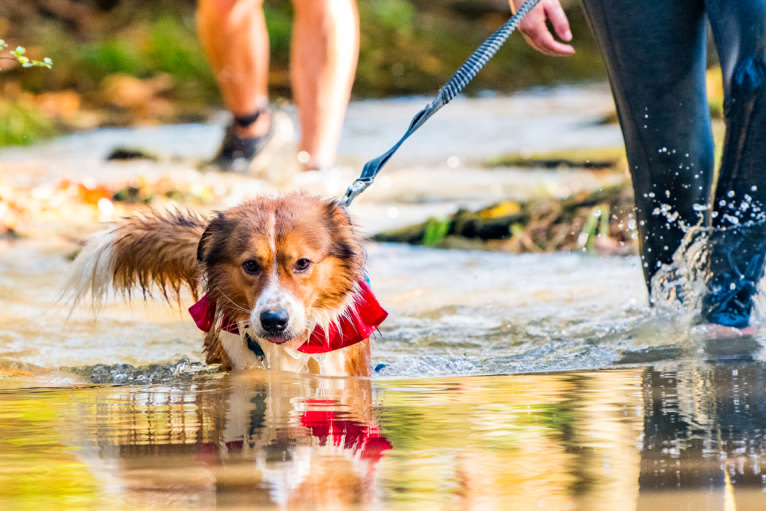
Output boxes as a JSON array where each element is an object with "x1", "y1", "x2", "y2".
[
  {"x1": 3, "y1": 364, "x2": 766, "y2": 509},
  {"x1": 2, "y1": 240, "x2": 766, "y2": 381}
]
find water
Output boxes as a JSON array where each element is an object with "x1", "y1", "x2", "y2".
[
  {"x1": 3, "y1": 365, "x2": 766, "y2": 510},
  {"x1": 3, "y1": 85, "x2": 766, "y2": 508},
  {"x1": 0, "y1": 237, "x2": 694, "y2": 380}
]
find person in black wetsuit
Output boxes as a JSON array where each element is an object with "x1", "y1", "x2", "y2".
[{"x1": 510, "y1": 0, "x2": 766, "y2": 328}]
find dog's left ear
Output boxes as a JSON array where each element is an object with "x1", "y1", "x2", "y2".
[
  {"x1": 324, "y1": 200, "x2": 362, "y2": 261},
  {"x1": 197, "y1": 211, "x2": 225, "y2": 264},
  {"x1": 326, "y1": 199, "x2": 352, "y2": 225}
]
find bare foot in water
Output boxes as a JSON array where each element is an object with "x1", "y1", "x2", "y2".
[
  {"x1": 692, "y1": 323, "x2": 756, "y2": 338},
  {"x1": 690, "y1": 323, "x2": 761, "y2": 361}
]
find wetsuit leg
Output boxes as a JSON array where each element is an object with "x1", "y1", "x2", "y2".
[
  {"x1": 701, "y1": 1, "x2": 766, "y2": 327},
  {"x1": 579, "y1": 0, "x2": 714, "y2": 297}
]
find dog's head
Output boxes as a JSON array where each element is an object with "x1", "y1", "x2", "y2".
[{"x1": 197, "y1": 194, "x2": 364, "y2": 347}]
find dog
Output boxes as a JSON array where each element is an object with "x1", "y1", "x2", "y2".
[{"x1": 65, "y1": 193, "x2": 387, "y2": 376}]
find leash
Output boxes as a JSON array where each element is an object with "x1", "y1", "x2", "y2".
[{"x1": 338, "y1": 0, "x2": 543, "y2": 208}]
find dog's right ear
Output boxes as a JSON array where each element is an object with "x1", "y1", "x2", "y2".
[{"x1": 197, "y1": 211, "x2": 225, "y2": 264}]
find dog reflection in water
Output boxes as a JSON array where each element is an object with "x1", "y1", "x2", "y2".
[{"x1": 83, "y1": 373, "x2": 391, "y2": 508}]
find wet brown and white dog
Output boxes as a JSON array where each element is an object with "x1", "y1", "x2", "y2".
[{"x1": 65, "y1": 194, "x2": 387, "y2": 376}]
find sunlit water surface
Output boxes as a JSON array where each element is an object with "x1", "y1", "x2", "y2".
[
  {"x1": 0, "y1": 238, "x2": 726, "y2": 379},
  {"x1": 3, "y1": 237, "x2": 766, "y2": 508},
  {"x1": 3, "y1": 365, "x2": 766, "y2": 510},
  {"x1": 3, "y1": 87, "x2": 766, "y2": 508}
]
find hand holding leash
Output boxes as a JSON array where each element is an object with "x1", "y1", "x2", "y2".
[
  {"x1": 339, "y1": 0, "x2": 545, "y2": 208},
  {"x1": 510, "y1": 0, "x2": 574, "y2": 57}
]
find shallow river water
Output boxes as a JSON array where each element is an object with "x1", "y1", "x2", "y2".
[{"x1": 2, "y1": 86, "x2": 766, "y2": 509}]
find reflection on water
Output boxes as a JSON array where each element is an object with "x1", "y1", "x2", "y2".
[{"x1": 3, "y1": 362, "x2": 766, "y2": 509}]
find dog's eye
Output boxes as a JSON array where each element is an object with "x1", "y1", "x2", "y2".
[
  {"x1": 294, "y1": 258, "x2": 312, "y2": 272},
  {"x1": 242, "y1": 259, "x2": 260, "y2": 275}
]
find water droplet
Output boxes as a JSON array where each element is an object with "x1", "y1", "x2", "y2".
[{"x1": 727, "y1": 190, "x2": 736, "y2": 198}]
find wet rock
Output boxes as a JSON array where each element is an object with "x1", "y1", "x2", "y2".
[
  {"x1": 486, "y1": 146, "x2": 626, "y2": 170},
  {"x1": 105, "y1": 146, "x2": 159, "y2": 162},
  {"x1": 617, "y1": 345, "x2": 686, "y2": 364},
  {"x1": 374, "y1": 183, "x2": 638, "y2": 254}
]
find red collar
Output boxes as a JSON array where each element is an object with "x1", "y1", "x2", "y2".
[{"x1": 188, "y1": 279, "x2": 387, "y2": 354}]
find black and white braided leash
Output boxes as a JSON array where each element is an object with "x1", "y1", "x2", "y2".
[{"x1": 338, "y1": 0, "x2": 543, "y2": 207}]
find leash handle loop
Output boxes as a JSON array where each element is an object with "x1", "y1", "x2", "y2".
[{"x1": 339, "y1": 0, "x2": 543, "y2": 208}]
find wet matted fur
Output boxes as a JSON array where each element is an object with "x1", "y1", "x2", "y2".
[{"x1": 64, "y1": 193, "x2": 371, "y2": 376}]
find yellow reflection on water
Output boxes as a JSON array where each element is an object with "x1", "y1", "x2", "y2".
[{"x1": 1, "y1": 364, "x2": 766, "y2": 510}]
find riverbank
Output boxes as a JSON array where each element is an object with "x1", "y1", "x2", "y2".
[
  {"x1": 0, "y1": 84, "x2": 625, "y2": 239},
  {"x1": 1, "y1": 0, "x2": 606, "y2": 146}
]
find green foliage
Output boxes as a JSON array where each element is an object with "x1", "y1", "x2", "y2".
[
  {"x1": 0, "y1": 40, "x2": 52, "y2": 70},
  {"x1": 78, "y1": 39, "x2": 145, "y2": 78},
  {"x1": 145, "y1": 15, "x2": 217, "y2": 101},
  {"x1": 263, "y1": 3, "x2": 293, "y2": 56},
  {"x1": 355, "y1": 2, "x2": 605, "y2": 97},
  {"x1": 373, "y1": 0, "x2": 416, "y2": 31},
  {"x1": 147, "y1": 16, "x2": 209, "y2": 79},
  {"x1": 422, "y1": 217, "x2": 451, "y2": 246},
  {"x1": 0, "y1": 100, "x2": 56, "y2": 147},
  {"x1": 576, "y1": 204, "x2": 610, "y2": 252},
  {"x1": 9, "y1": 1, "x2": 605, "y2": 101}
]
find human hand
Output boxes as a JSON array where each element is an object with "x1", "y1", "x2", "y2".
[{"x1": 509, "y1": 0, "x2": 574, "y2": 57}]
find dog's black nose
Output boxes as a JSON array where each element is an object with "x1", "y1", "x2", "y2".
[{"x1": 260, "y1": 309, "x2": 289, "y2": 333}]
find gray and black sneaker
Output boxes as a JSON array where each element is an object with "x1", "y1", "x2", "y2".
[{"x1": 211, "y1": 107, "x2": 273, "y2": 172}]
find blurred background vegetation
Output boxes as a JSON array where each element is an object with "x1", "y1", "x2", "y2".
[{"x1": 0, "y1": 0, "x2": 605, "y2": 146}]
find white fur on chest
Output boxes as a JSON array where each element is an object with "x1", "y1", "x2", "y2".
[{"x1": 220, "y1": 328, "x2": 355, "y2": 376}]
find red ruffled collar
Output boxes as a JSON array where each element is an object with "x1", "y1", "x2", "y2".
[{"x1": 188, "y1": 279, "x2": 387, "y2": 354}]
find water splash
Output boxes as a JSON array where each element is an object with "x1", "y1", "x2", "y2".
[
  {"x1": 650, "y1": 223, "x2": 711, "y2": 316},
  {"x1": 67, "y1": 357, "x2": 220, "y2": 384}
]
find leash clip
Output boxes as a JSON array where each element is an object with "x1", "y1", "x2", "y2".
[{"x1": 339, "y1": 178, "x2": 371, "y2": 208}]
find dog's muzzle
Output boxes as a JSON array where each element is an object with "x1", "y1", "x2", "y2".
[{"x1": 260, "y1": 309, "x2": 289, "y2": 335}]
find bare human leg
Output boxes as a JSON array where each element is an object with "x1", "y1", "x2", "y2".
[
  {"x1": 197, "y1": 0, "x2": 271, "y2": 141},
  {"x1": 291, "y1": 0, "x2": 359, "y2": 170}
]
